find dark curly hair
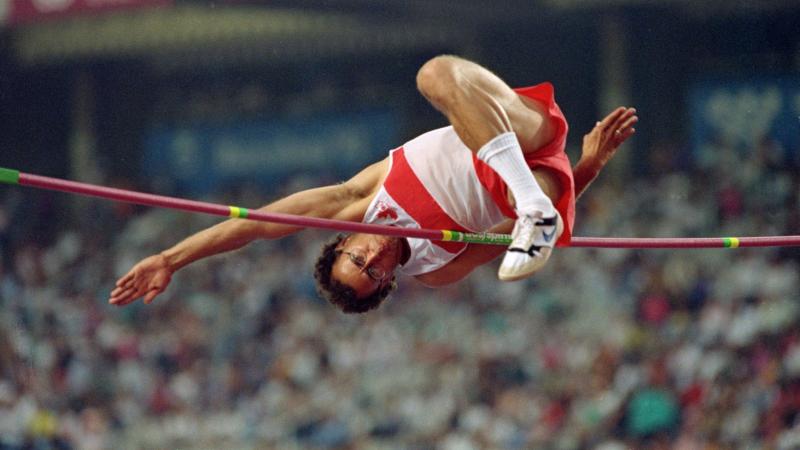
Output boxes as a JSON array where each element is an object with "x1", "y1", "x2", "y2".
[{"x1": 313, "y1": 234, "x2": 397, "y2": 314}]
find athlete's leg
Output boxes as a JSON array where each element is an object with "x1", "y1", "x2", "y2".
[
  {"x1": 504, "y1": 169, "x2": 563, "y2": 211},
  {"x1": 416, "y1": 56, "x2": 556, "y2": 213},
  {"x1": 417, "y1": 55, "x2": 561, "y2": 280}
]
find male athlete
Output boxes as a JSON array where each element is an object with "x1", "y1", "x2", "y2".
[{"x1": 109, "y1": 55, "x2": 637, "y2": 313}]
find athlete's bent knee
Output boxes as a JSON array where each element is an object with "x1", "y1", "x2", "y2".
[{"x1": 416, "y1": 55, "x2": 459, "y2": 106}]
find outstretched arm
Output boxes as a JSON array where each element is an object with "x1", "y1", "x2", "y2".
[
  {"x1": 109, "y1": 158, "x2": 387, "y2": 306},
  {"x1": 573, "y1": 107, "x2": 637, "y2": 199}
]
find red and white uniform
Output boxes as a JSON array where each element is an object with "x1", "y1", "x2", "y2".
[{"x1": 362, "y1": 83, "x2": 575, "y2": 276}]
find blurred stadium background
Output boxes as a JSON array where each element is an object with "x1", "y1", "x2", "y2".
[{"x1": 2, "y1": 1, "x2": 800, "y2": 449}]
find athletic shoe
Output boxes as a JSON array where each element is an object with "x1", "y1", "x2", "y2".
[{"x1": 497, "y1": 211, "x2": 563, "y2": 281}]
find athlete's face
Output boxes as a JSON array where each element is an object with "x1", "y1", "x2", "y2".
[{"x1": 331, "y1": 234, "x2": 403, "y2": 298}]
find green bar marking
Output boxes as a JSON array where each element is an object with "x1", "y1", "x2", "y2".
[
  {"x1": 723, "y1": 237, "x2": 740, "y2": 248},
  {"x1": 463, "y1": 232, "x2": 513, "y2": 245},
  {"x1": 228, "y1": 206, "x2": 250, "y2": 218},
  {"x1": 0, "y1": 168, "x2": 20, "y2": 185}
]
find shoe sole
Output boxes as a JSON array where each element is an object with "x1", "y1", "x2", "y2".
[{"x1": 497, "y1": 212, "x2": 563, "y2": 282}]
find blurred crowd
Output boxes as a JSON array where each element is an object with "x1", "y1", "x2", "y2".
[{"x1": 1, "y1": 133, "x2": 799, "y2": 450}]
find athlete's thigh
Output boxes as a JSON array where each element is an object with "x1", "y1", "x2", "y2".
[{"x1": 510, "y1": 95, "x2": 556, "y2": 155}]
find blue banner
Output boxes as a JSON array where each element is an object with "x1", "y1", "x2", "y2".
[
  {"x1": 144, "y1": 110, "x2": 399, "y2": 195},
  {"x1": 689, "y1": 77, "x2": 800, "y2": 165}
]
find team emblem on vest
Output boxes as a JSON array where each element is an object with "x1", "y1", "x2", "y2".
[{"x1": 375, "y1": 200, "x2": 398, "y2": 222}]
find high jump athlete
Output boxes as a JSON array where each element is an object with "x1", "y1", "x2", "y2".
[{"x1": 109, "y1": 55, "x2": 637, "y2": 313}]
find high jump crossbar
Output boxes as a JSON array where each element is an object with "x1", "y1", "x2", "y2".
[{"x1": 1, "y1": 167, "x2": 799, "y2": 249}]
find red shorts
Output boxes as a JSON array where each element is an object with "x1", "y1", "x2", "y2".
[{"x1": 473, "y1": 82, "x2": 575, "y2": 246}]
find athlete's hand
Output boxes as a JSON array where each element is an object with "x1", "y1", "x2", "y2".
[
  {"x1": 581, "y1": 107, "x2": 637, "y2": 168},
  {"x1": 109, "y1": 254, "x2": 173, "y2": 306}
]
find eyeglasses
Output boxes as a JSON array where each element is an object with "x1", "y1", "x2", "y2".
[{"x1": 337, "y1": 250, "x2": 388, "y2": 282}]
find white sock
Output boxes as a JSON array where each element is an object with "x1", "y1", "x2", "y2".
[{"x1": 476, "y1": 132, "x2": 555, "y2": 217}]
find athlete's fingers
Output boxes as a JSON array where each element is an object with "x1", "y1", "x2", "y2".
[
  {"x1": 116, "y1": 271, "x2": 135, "y2": 288},
  {"x1": 116, "y1": 288, "x2": 146, "y2": 306},
  {"x1": 602, "y1": 107, "x2": 627, "y2": 127},
  {"x1": 109, "y1": 287, "x2": 137, "y2": 305},
  {"x1": 609, "y1": 110, "x2": 637, "y2": 144},
  {"x1": 143, "y1": 287, "x2": 163, "y2": 305},
  {"x1": 618, "y1": 114, "x2": 638, "y2": 132},
  {"x1": 623, "y1": 127, "x2": 636, "y2": 139},
  {"x1": 111, "y1": 283, "x2": 147, "y2": 304},
  {"x1": 615, "y1": 127, "x2": 636, "y2": 144},
  {"x1": 109, "y1": 285, "x2": 131, "y2": 301},
  {"x1": 598, "y1": 107, "x2": 627, "y2": 130},
  {"x1": 609, "y1": 110, "x2": 634, "y2": 131},
  {"x1": 110, "y1": 286, "x2": 123, "y2": 297},
  {"x1": 112, "y1": 279, "x2": 139, "y2": 294},
  {"x1": 611, "y1": 107, "x2": 636, "y2": 129}
]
